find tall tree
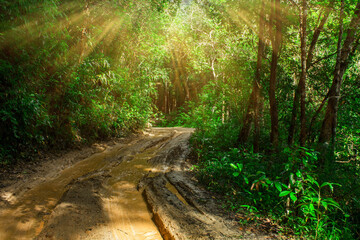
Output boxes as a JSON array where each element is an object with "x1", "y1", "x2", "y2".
[
  {"x1": 269, "y1": 0, "x2": 282, "y2": 148},
  {"x1": 319, "y1": 1, "x2": 360, "y2": 163},
  {"x1": 288, "y1": 2, "x2": 332, "y2": 146},
  {"x1": 238, "y1": 0, "x2": 265, "y2": 152},
  {"x1": 299, "y1": 0, "x2": 307, "y2": 147}
]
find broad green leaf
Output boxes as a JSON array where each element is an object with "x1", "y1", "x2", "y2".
[
  {"x1": 230, "y1": 163, "x2": 237, "y2": 169},
  {"x1": 237, "y1": 163, "x2": 243, "y2": 172},
  {"x1": 279, "y1": 191, "x2": 291, "y2": 197},
  {"x1": 275, "y1": 182, "x2": 282, "y2": 192},
  {"x1": 290, "y1": 192, "x2": 297, "y2": 203}
]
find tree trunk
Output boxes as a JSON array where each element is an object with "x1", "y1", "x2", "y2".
[
  {"x1": 253, "y1": 0, "x2": 265, "y2": 153},
  {"x1": 269, "y1": 0, "x2": 282, "y2": 149},
  {"x1": 288, "y1": 75, "x2": 299, "y2": 145},
  {"x1": 164, "y1": 81, "x2": 168, "y2": 114},
  {"x1": 288, "y1": 2, "x2": 332, "y2": 145},
  {"x1": 299, "y1": 0, "x2": 307, "y2": 147},
  {"x1": 238, "y1": 0, "x2": 265, "y2": 152},
  {"x1": 319, "y1": 1, "x2": 360, "y2": 163},
  {"x1": 308, "y1": 90, "x2": 330, "y2": 142},
  {"x1": 306, "y1": 3, "x2": 332, "y2": 69}
]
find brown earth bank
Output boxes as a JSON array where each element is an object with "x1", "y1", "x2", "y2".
[{"x1": 0, "y1": 128, "x2": 278, "y2": 240}]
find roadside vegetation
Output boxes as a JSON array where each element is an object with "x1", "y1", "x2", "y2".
[{"x1": 1, "y1": 0, "x2": 359, "y2": 239}]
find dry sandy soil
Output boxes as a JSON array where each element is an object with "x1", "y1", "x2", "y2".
[{"x1": 0, "y1": 128, "x2": 278, "y2": 240}]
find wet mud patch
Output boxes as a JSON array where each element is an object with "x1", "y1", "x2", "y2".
[
  {"x1": 0, "y1": 128, "x2": 276, "y2": 239},
  {"x1": 139, "y1": 129, "x2": 245, "y2": 239},
  {"x1": 0, "y1": 137, "x2": 131, "y2": 206},
  {"x1": 142, "y1": 170, "x2": 277, "y2": 240},
  {"x1": 142, "y1": 174, "x2": 241, "y2": 240},
  {"x1": 36, "y1": 177, "x2": 108, "y2": 240},
  {"x1": 140, "y1": 128, "x2": 276, "y2": 239}
]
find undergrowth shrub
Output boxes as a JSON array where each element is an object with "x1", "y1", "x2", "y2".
[
  {"x1": 191, "y1": 123, "x2": 355, "y2": 239},
  {"x1": 1, "y1": 0, "x2": 160, "y2": 163},
  {"x1": 0, "y1": 53, "x2": 154, "y2": 163}
]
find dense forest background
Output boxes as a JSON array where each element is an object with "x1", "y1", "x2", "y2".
[{"x1": 1, "y1": 0, "x2": 359, "y2": 239}]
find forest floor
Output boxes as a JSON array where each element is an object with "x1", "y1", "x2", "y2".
[{"x1": 0, "y1": 128, "x2": 278, "y2": 240}]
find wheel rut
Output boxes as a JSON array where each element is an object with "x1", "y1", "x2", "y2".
[{"x1": 0, "y1": 127, "x2": 273, "y2": 240}]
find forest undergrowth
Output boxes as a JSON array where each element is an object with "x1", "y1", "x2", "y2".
[{"x1": 188, "y1": 121, "x2": 359, "y2": 239}]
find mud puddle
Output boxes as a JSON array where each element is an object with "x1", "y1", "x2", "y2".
[
  {"x1": 100, "y1": 146, "x2": 164, "y2": 240},
  {"x1": 0, "y1": 128, "x2": 178, "y2": 240},
  {"x1": 0, "y1": 127, "x2": 274, "y2": 240}
]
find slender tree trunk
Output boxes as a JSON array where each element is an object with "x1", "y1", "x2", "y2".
[
  {"x1": 309, "y1": 37, "x2": 359, "y2": 143},
  {"x1": 238, "y1": 91, "x2": 255, "y2": 144},
  {"x1": 288, "y1": 74, "x2": 299, "y2": 145},
  {"x1": 299, "y1": 0, "x2": 307, "y2": 147},
  {"x1": 306, "y1": 4, "x2": 332, "y2": 69},
  {"x1": 183, "y1": 77, "x2": 190, "y2": 102},
  {"x1": 79, "y1": 3, "x2": 90, "y2": 63},
  {"x1": 238, "y1": 0, "x2": 265, "y2": 151},
  {"x1": 253, "y1": 0, "x2": 265, "y2": 152},
  {"x1": 269, "y1": 0, "x2": 282, "y2": 149},
  {"x1": 308, "y1": 90, "x2": 330, "y2": 141},
  {"x1": 288, "y1": 2, "x2": 332, "y2": 145},
  {"x1": 222, "y1": 90, "x2": 226, "y2": 124},
  {"x1": 319, "y1": 1, "x2": 360, "y2": 163},
  {"x1": 164, "y1": 81, "x2": 168, "y2": 114},
  {"x1": 319, "y1": 1, "x2": 345, "y2": 145}
]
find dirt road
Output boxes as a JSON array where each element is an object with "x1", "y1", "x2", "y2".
[{"x1": 0, "y1": 128, "x2": 269, "y2": 240}]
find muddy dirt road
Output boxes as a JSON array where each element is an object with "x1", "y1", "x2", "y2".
[{"x1": 0, "y1": 128, "x2": 270, "y2": 240}]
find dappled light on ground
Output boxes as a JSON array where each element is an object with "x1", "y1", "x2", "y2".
[{"x1": 0, "y1": 129, "x2": 178, "y2": 239}]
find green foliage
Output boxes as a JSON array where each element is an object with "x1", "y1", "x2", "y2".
[
  {"x1": 66, "y1": 55, "x2": 153, "y2": 139},
  {"x1": 176, "y1": 1, "x2": 360, "y2": 237},
  {"x1": 0, "y1": 0, "x2": 160, "y2": 162},
  {"x1": 192, "y1": 123, "x2": 354, "y2": 239}
]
